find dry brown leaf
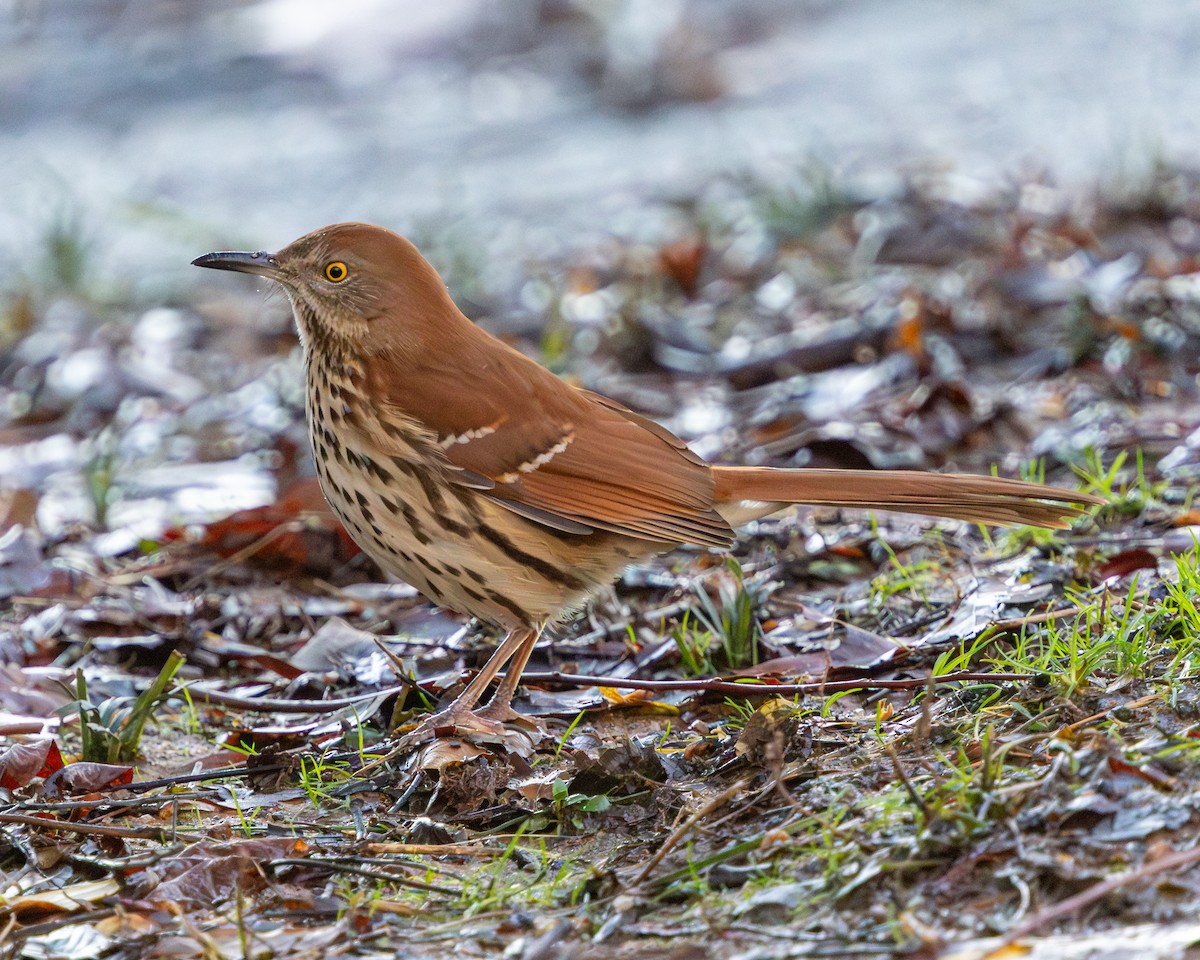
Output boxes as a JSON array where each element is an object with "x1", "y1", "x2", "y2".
[{"x1": 148, "y1": 836, "x2": 309, "y2": 908}]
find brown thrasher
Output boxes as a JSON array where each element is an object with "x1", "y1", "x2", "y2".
[{"x1": 194, "y1": 223, "x2": 1101, "y2": 740}]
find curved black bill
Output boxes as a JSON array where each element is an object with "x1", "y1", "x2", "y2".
[{"x1": 191, "y1": 250, "x2": 282, "y2": 279}]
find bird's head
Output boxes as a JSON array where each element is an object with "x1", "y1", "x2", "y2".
[{"x1": 193, "y1": 222, "x2": 462, "y2": 357}]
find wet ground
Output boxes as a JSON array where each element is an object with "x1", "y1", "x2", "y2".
[{"x1": 5, "y1": 5, "x2": 1200, "y2": 959}]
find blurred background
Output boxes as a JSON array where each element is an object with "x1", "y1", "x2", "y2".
[
  {"x1": 3, "y1": 0, "x2": 1197, "y2": 283},
  {"x1": 3, "y1": 0, "x2": 1200, "y2": 555}
]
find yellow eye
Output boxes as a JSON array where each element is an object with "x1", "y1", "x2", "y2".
[{"x1": 324, "y1": 261, "x2": 349, "y2": 282}]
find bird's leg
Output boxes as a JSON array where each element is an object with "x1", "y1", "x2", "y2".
[
  {"x1": 399, "y1": 626, "x2": 536, "y2": 741},
  {"x1": 477, "y1": 625, "x2": 543, "y2": 724}
]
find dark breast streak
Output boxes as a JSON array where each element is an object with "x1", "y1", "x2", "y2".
[{"x1": 303, "y1": 353, "x2": 634, "y2": 630}]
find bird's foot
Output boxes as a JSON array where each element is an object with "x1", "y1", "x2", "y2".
[
  {"x1": 476, "y1": 699, "x2": 545, "y2": 732},
  {"x1": 397, "y1": 703, "x2": 509, "y2": 747}
]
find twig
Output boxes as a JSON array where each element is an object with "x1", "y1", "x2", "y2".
[
  {"x1": 371, "y1": 637, "x2": 426, "y2": 699},
  {"x1": 182, "y1": 669, "x2": 1032, "y2": 715},
  {"x1": 180, "y1": 521, "x2": 307, "y2": 591},
  {"x1": 884, "y1": 742, "x2": 930, "y2": 824},
  {"x1": 1060, "y1": 693, "x2": 1162, "y2": 734},
  {"x1": 268, "y1": 857, "x2": 458, "y2": 895},
  {"x1": 365, "y1": 842, "x2": 512, "y2": 857},
  {"x1": 973, "y1": 605, "x2": 1086, "y2": 641},
  {"x1": 1002, "y1": 844, "x2": 1200, "y2": 944},
  {"x1": 0, "y1": 909, "x2": 117, "y2": 952},
  {"x1": 523, "y1": 669, "x2": 1034, "y2": 696},
  {"x1": 0, "y1": 811, "x2": 196, "y2": 842},
  {"x1": 627, "y1": 777, "x2": 751, "y2": 888},
  {"x1": 181, "y1": 682, "x2": 408, "y2": 712}
]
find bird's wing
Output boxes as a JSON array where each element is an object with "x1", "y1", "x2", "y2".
[{"x1": 361, "y1": 340, "x2": 732, "y2": 546}]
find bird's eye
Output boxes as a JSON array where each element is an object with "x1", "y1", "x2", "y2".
[{"x1": 324, "y1": 261, "x2": 349, "y2": 282}]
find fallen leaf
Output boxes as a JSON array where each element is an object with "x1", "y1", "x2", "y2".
[
  {"x1": 735, "y1": 698, "x2": 800, "y2": 763},
  {"x1": 658, "y1": 238, "x2": 706, "y2": 297},
  {"x1": 165, "y1": 477, "x2": 359, "y2": 574},
  {"x1": 1096, "y1": 548, "x2": 1158, "y2": 581},
  {"x1": 0, "y1": 738, "x2": 64, "y2": 788},
  {"x1": 8, "y1": 878, "x2": 122, "y2": 921},
  {"x1": 43, "y1": 762, "x2": 135, "y2": 799},
  {"x1": 149, "y1": 837, "x2": 309, "y2": 908},
  {"x1": 413, "y1": 738, "x2": 488, "y2": 773}
]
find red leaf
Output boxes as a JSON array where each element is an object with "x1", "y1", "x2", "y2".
[
  {"x1": 1096, "y1": 548, "x2": 1157, "y2": 581},
  {"x1": 658, "y1": 238, "x2": 706, "y2": 297},
  {"x1": 166, "y1": 477, "x2": 359, "y2": 574},
  {"x1": 0, "y1": 739, "x2": 63, "y2": 788},
  {"x1": 1107, "y1": 755, "x2": 1174, "y2": 789}
]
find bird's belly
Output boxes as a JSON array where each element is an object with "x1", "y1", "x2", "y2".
[{"x1": 311, "y1": 438, "x2": 650, "y2": 629}]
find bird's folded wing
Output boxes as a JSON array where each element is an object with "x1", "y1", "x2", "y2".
[{"x1": 362, "y1": 344, "x2": 734, "y2": 546}]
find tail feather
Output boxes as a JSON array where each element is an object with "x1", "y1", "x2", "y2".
[{"x1": 712, "y1": 467, "x2": 1102, "y2": 529}]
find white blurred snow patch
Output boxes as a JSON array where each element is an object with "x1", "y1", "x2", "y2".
[{"x1": 245, "y1": 0, "x2": 480, "y2": 84}]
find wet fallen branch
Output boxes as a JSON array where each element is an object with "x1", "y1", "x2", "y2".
[{"x1": 181, "y1": 669, "x2": 1037, "y2": 715}]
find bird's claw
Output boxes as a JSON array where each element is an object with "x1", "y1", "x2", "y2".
[
  {"x1": 476, "y1": 701, "x2": 545, "y2": 732},
  {"x1": 397, "y1": 705, "x2": 509, "y2": 747}
]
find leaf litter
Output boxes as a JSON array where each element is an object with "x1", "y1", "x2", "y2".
[{"x1": 2, "y1": 169, "x2": 1200, "y2": 958}]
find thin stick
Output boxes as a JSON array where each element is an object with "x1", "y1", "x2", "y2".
[
  {"x1": 884, "y1": 742, "x2": 930, "y2": 824},
  {"x1": 523, "y1": 669, "x2": 1034, "y2": 696},
  {"x1": 628, "y1": 777, "x2": 751, "y2": 888},
  {"x1": 182, "y1": 669, "x2": 1034, "y2": 714},
  {"x1": 365, "y1": 842, "x2": 510, "y2": 857},
  {"x1": 0, "y1": 811, "x2": 195, "y2": 842},
  {"x1": 1003, "y1": 844, "x2": 1200, "y2": 944},
  {"x1": 180, "y1": 521, "x2": 306, "y2": 591}
]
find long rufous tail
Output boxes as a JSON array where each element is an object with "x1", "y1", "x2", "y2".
[{"x1": 712, "y1": 467, "x2": 1102, "y2": 529}]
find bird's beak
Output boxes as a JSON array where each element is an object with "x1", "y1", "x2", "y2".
[{"x1": 191, "y1": 250, "x2": 284, "y2": 280}]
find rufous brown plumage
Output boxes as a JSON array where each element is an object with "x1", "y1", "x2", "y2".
[{"x1": 194, "y1": 223, "x2": 1102, "y2": 741}]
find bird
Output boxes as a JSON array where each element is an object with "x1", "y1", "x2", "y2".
[{"x1": 193, "y1": 222, "x2": 1102, "y2": 742}]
